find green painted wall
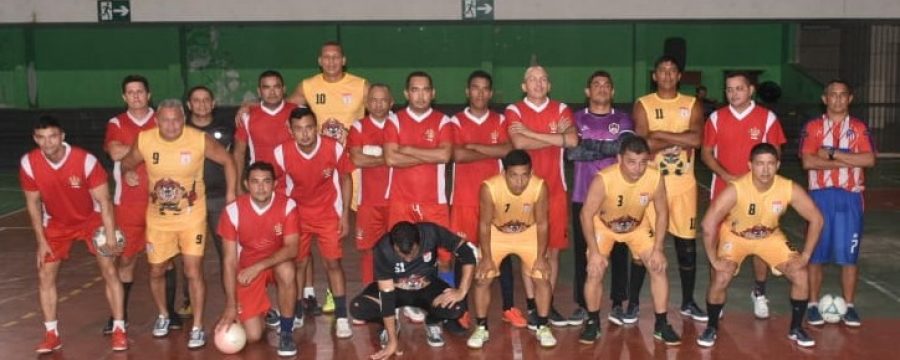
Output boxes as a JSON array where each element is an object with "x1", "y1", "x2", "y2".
[{"x1": 0, "y1": 22, "x2": 822, "y2": 109}]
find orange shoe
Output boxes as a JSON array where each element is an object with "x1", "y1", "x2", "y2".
[
  {"x1": 111, "y1": 328, "x2": 128, "y2": 351},
  {"x1": 502, "y1": 308, "x2": 528, "y2": 328},
  {"x1": 459, "y1": 311, "x2": 472, "y2": 330},
  {"x1": 35, "y1": 330, "x2": 62, "y2": 354}
]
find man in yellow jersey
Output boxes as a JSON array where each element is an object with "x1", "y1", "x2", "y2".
[
  {"x1": 578, "y1": 136, "x2": 681, "y2": 346},
  {"x1": 467, "y1": 150, "x2": 556, "y2": 349},
  {"x1": 697, "y1": 143, "x2": 823, "y2": 348},
  {"x1": 121, "y1": 99, "x2": 237, "y2": 349},
  {"x1": 633, "y1": 55, "x2": 707, "y2": 322}
]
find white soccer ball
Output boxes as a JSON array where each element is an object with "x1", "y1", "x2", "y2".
[
  {"x1": 92, "y1": 227, "x2": 126, "y2": 257},
  {"x1": 818, "y1": 294, "x2": 847, "y2": 324}
]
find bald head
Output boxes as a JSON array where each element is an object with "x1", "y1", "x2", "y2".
[{"x1": 522, "y1": 66, "x2": 550, "y2": 102}]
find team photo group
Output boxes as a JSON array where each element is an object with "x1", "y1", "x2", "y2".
[{"x1": 20, "y1": 40, "x2": 875, "y2": 358}]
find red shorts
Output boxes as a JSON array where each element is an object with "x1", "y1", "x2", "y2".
[
  {"x1": 115, "y1": 204, "x2": 147, "y2": 258},
  {"x1": 43, "y1": 215, "x2": 102, "y2": 263},
  {"x1": 548, "y1": 187, "x2": 569, "y2": 249},
  {"x1": 355, "y1": 204, "x2": 389, "y2": 250},
  {"x1": 450, "y1": 205, "x2": 480, "y2": 244},
  {"x1": 389, "y1": 202, "x2": 451, "y2": 262},
  {"x1": 298, "y1": 215, "x2": 342, "y2": 260},
  {"x1": 237, "y1": 269, "x2": 274, "y2": 322}
]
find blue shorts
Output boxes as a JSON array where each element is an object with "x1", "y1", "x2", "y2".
[{"x1": 809, "y1": 188, "x2": 863, "y2": 265}]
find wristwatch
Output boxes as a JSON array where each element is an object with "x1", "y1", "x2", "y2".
[{"x1": 827, "y1": 147, "x2": 836, "y2": 161}]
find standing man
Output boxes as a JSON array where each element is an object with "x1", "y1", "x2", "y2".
[
  {"x1": 274, "y1": 107, "x2": 354, "y2": 338},
  {"x1": 449, "y1": 70, "x2": 520, "y2": 328},
  {"x1": 701, "y1": 72, "x2": 787, "y2": 319},
  {"x1": 121, "y1": 99, "x2": 237, "y2": 349},
  {"x1": 800, "y1": 80, "x2": 875, "y2": 327},
  {"x1": 566, "y1": 71, "x2": 638, "y2": 327},
  {"x1": 578, "y1": 137, "x2": 681, "y2": 346},
  {"x1": 233, "y1": 70, "x2": 297, "y2": 194},
  {"x1": 467, "y1": 150, "x2": 557, "y2": 349},
  {"x1": 506, "y1": 65, "x2": 578, "y2": 326},
  {"x1": 350, "y1": 222, "x2": 474, "y2": 359},
  {"x1": 698, "y1": 143, "x2": 822, "y2": 348},
  {"x1": 215, "y1": 162, "x2": 299, "y2": 356},
  {"x1": 347, "y1": 84, "x2": 393, "y2": 286},
  {"x1": 103, "y1": 75, "x2": 167, "y2": 333},
  {"x1": 633, "y1": 56, "x2": 707, "y2": 321},
  {"x1": 22, "y1": 116, "x2": 128, "y2": 353}
]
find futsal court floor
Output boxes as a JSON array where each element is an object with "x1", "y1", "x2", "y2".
[{"x1": 0, "y1": 161, "x2": 898, "y2": 359}]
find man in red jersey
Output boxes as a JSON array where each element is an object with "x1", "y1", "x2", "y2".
[
  {"x1": 701, "y1": 72, "x2": 787, "y2": 319},
  {"x1": 216, "y1": 162, "x2": 300, "y2": 357},
  {"x1": 233, "y1": 70, "x2": 297, "y2": 195},
  {"x1": 21, "y1": 116, "x2": 128, "y2": 353},
  {"x1": 506, "y1": 65, "x2": 578, "y2": 327},
  {"x1": 274, "y1": 107, "x2": 354, "y2": 338}
]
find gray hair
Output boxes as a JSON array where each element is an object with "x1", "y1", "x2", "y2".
[{"x1": 157, "y1": 99, "x2": 186, "y2": 116}]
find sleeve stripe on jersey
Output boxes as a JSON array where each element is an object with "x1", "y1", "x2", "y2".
[
  {"x1": 108, "y1": 117, "x2": 121, "y2": 127},
  {"x1": 285, "y1": 198, "x2": 297, "y2": 215},
  {"x1": 439, "y1": 115, "x2": 458, "y2": 130},
  {"x1": 387, "y1": 113, "x2": 400, "y2": 132},
  {"x1": 225, "y1": 202, "x2": 239, "y2": 229},
  {"x1": 273, "y1": 145, "x2": 285, "y2": 170},
  {"x1": 351, "y1": 120, "x2": 363, "y2": 133},
  {"x1": 708, "y1": 111, "x2": 719, "y2": 130},
  {"x1": 84, "y1": 153, "x2": 98, "y2": 177},
  {"x1": 20, "y1": 155, "x2": 34, "y2": 179},
  {"x1": 505, "y1": 104, "x2": 521, "y2": 118},
  {"x1": 558, "y1": 102, "x2": 569, "y2": 115},
  {"x1": 335, "y1": 141, "x2": 345, "y2": 158},
  {"x1": 764, "y1": 110, "x2": 778, "y2": 133}
]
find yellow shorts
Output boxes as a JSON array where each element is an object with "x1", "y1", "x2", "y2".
[
  {"x1": 594, "y1": 218, "x2": 655, "y2": 260},
  {"x1": 645, "y1": 182, "x2": 697, "y2": 239},
  {"x1": 717, "y1": 226, "x2": 795, "y2": 276},
  {"x1": 484, "y1": 227, "x2": 546, "y2": 280},
  {"x1": 145, "y1": 221, "x2": 207, "y2": 264}
]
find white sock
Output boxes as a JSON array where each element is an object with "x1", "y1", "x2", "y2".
[
  {"x1": 113, "y1": 320, "x2": 126, "y2": 331},
  {"x1": 304, "y1": 287, "x2": 315, "y2": 298},
  {"x1": 847, "y1": 303, "x2": 854, "y2": 308},
  {"x1": 44, "y1": 320, "x2": 58, "y2": 334},
  {"x1": 808, "y1": 302, "x2": 818, "y2": 307},
  {"x1": 192, "y1": 326, "x2": 201, "y2": 332}
]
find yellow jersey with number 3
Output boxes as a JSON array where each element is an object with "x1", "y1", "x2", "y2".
[{"x1": 596, "y1": 165, "x2": 660, "y2": 234}]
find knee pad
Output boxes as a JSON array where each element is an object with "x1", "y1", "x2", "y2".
[{"x1": 349, "y1": 296, "x2": 381, "y2": 322}]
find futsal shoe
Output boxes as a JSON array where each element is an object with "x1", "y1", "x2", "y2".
[
  {"x1": 788, "y1": 328, "x2": 815, "y2": 347},
  {"x1": 751, "y1": 290, "x2": 770, "y2": 319},
  {"x1": 842, "y1": 306, "x2": 861, "y2": 327},
  {"x1": 111, "y1": 328, "x2": 128, "y2": 351},
  {"x1": 696, "y1": 327, "x2": 717, "y2": 347},
  {"x1": 502, "y1": 308, "x2": 528, "y2": 328},
  {"x1": 35, "y1": 330, "x2": 62, "y2": 354},
  {"x1": 578, "y1": 319, "x2": 601, "y2": 344}
]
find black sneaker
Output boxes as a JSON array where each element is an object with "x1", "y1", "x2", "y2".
[
  {"x1": 168, "y1": 316, "x2": 184, "y2": 330},
  {"x1": 265, "y1": 309, "x2": 280, "y2": 329},
  {"x1": 304, "y1": 296, "x2": 322, "y2": 317},
  {"x1": 608, "y1": 305, "x2": 626, "y2": 326},
  {"x1": 680, "y1": 302, "x2": 709, "y2": 322},
  {"x1": 568, "y1": 307, "x2": 588, "y2": 326},
  {"x1": 696, "y1": 327, "x2": 717, "y2": 347},
  {"x1": 653, "y1": 324, "x2": 681, "y2": 346},
  {"x1": 442, "y1": 319, "x2": 467, "y2": 336},
  {"x1": 623, "y1": 303, "x2": 639, "y2": 325},
  {"x1": 578, "y1": 320, "x2": 601, "y2": 344},
  {"x1": 549, "y1": 308, "x2": 568, "y2": 327},
  {"x1": 842, "y1": 306, "x2": 861, "y2": 327},
  {"x1": 277, "y1": 331, "x2": 298, "y2": 356},
  {"x1": 527, "y1": 309, "x2": 539, "y2": 330},
  {"x1": 788, "y1": 327, "x2": 815, "y2": 347}
]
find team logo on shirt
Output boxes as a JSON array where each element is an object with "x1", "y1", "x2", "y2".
[
  {"x1": 274, "y1": 223, "x2": 283, "y2": 236},
  {"x1": 323, "y1": 168, "x2": 334, "y2": 179},
  {"x1": 749, "y1": 127, "x2": 762, "y2": 141},
  {"x1": 180, "y1": 151, "x2": 192, "y2": 165},
  {"x1": 639, "y1": 193, "x2": 650, "y2": 206},
  {"x1": 356, "y1": 229, "x2": 364, "y2": 241},
  {"x1": 424, "y1": 129, "x2": 436, "y2": 143},
  {"x1": 772, "y1": 201, "x2": 784, "y2": 214},
  {"x1": 422, "y1": 251, "x2": 432, "y2": 262},
  {"x1": 68, "y1": 176, "x2": 82, "y2": 189},
  {"x1": 549, "y1": 122, "x2": 559, "y2": 134},
  {"x1": 679, "y1": 107, "x2": 690, "y2": 119},
  {"x1": 609, "y1": 123, "x2": 620, "y2": 134},
  {"x1": 490, "y1": 130, "x2": 500, "y2": 144},
  {"x1": 151, "y1": 178, "x2": 197, "y2": 214},
  {"x1": 523, "y1": 203, "x2": 532, "y2": 213},
  {"x1": 342, "y1": 93, "x2": 353, "y2": 105}
]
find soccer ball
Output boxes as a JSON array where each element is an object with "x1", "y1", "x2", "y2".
[
  {"x1": 92, "y1": 227, "x2": 126, "y2": 257},
  {"x1": 818, "y1": 294, "x2": 847, "y2": 324},
  {"x1": 215, "y1": 323, "x2": 247, "y2": 354}
]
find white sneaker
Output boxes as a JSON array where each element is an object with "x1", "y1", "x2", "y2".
[
  {"x1": 425, "y1": 324, "x2": 445, "y2": 347},
  {"x1": 403, "y1": 307, "x2": 426, "y2": 323},
  {"x1": 187, "y1": 328, "x2": 206, "y2": 349},
  {"x1": 751, "y1": 290, "x2": 770, "y2": 319},
  {"x1": 293, "y1": 316, "x2": 304, "y2": 330},
  {"x1": 467, "y1": 326, "x2": 490, "y2": 349},
  {"x1": 535, "y1": 325, "x2": 557, "y2": 348},
  {"x1": 335, "y1": 318, "x2": 353, "y2": 339}
]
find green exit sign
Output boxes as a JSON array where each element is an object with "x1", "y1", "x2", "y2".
[
  {"x1": 462, "y1": 0, "x2": 494, "y2": 21},
  {"x1": 98, "y1": 0, "x2": 131, "y2": 23}
]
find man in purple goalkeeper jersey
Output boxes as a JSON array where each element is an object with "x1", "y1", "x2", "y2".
[{"x1": 566, "y1": 71, "x2": 639, "y2": 327}]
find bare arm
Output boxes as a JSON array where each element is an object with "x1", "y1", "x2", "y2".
[
  {"x1": 467, "y1": 142, "x2": 513, "y2": 159},
  {"x1": 579, "y1": 174, "x2": 606, "y2": 257},
  {"x1": 286, "y1": 82, "x2": 308, "y2": 106},
  {"x1": 105, "y1": 140, "x2": 131, "y2": 161},
  {"x1": 790, "y1": 183, "x2": 824, "y2": 258},
  {"x1": 534, "y1": 183, "x2": 550, "y2": 260},
  {"x1": 120, "y1": 142, "x2": 145, "y2": 173},
  {"x1": 205, "y1": 134, "x2": 237, "y2": 203},
  {"x1": 339, "y1": 172, "x2": 352, "y2": 238},
  {"x1": 398, "y1": 142, "x2": 452, "y2": 164},
  {"x1": 221, "y1": 237, "x2": 239, "y2": 315},
  {"x1": 701, "y1": 146, "x2": 737, "y2": 182},
  {"x1": 509, "y1": 122, "x2": 578, "y2": 150},
  {"x1": 383, "y1": 142, "x2": 424, "y2": 168},
  {"x1": 24, "y1": 190, "x2": 51, "y2": 268},
  {"x1": 650, "y1": 179, "x2": 669, "y2": 251},
  {"x1": 701, "y1": 184, "x2": 737, "y2": 263},
  {"x1": 648, "y1": 101, "x2": 704, "y2": 149},
  {"x1": 349, "y1": 146, "x2": 386, "y2": 168},
  {"x1": 477, "y1": 184, "x2": 494, "y2": 265},
  {"x1": 833, "y1": 151, "x2": 876, "y2": 168},
  {"x1": 88, "y1": 182, "x2": 119, "y2": 255},
  {"x1": 232, "y1": 139, "x2": 248, "y2": 193}
]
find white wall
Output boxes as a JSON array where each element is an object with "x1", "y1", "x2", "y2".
[{"x1": 3, "y1": 0, "x2": 900, "y2": 23}]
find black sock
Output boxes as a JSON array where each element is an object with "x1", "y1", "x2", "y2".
[
  {"x1": 588, "y1": 311, "x2": 600, "y2": 324},
  {"x1": 629, "y1": 263, "x2": 646, "y2": 306},
  {"x1": 334, "y1": 296, "x2": 347, "y2": 318},
  {"x1": 674, "y1": 237, "x2": 697, "y2": 306},
  {"x1": 755, "y1": 281, "x2": 767, "y2": 296},
  {"x1": 165, "y1": 268, "x2": 177, "y2": 317},
  {"x1": 526, "y1": 298, "x2": 536, "y2": 312},
  {"x1": 537, "y1": 316, "x2": 548, "y2": 327},
  {"x1": 654, "y1": 312, "x2": 667, "y2": 329},
  {"x1": 707, "y1": 302, "x2": 724, "y2": 329},
  {"x1": 122, "y1": 282, "x2": 133, "y2": 320},
  {"x1": 790, "y1": 298, "x2": 808, "y2": 330},
  {"x1": 476, "y1": 317, "x2": 488, "y2": 329},
  {"x1": 499, "y1": 258, "x2": 515, "y2": 310}
]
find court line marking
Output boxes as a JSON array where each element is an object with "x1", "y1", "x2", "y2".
[
  {"x1": 0, "y1": 207, "x2": 24, "y2": 220},
  {"x1": 697, "y1": 181, "x2": 900, "y2": 304}
]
